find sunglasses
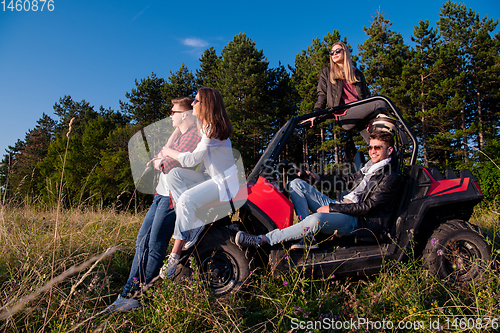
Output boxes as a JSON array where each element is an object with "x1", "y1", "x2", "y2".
[
  {"x1": 329, "y1": 48, "x2": 344, "y2": 56},
  {"x1": 368, "y1": 145, "x2": 385, "y2": 152},
  {"x1": 193, "y1": 98, "x2": 200, "y2": 105},
  {"x1": 170, "y1": 109, "x2": 191, "y2": 116}
]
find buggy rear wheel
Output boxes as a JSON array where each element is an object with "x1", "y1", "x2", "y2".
[{"x1": 423, "y1": 219, "x2": 491, "y2": 283}]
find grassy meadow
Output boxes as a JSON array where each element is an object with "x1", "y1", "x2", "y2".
[{"x1": 0, "y1": 201, "x2": 498, "y2": 332}]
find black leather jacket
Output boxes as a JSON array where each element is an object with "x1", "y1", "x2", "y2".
[
  {"x1": 314, "y1": 66, "x2": 371, "y2": 111},
  {"x1": 318, "y1": 163, "x2": 401, "y2": 239}
]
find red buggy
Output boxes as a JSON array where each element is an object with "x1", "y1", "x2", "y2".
[{"x1": 176, "y1": 96, "x2": 491, "y2": 295}]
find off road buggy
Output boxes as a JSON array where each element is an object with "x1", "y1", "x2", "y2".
[{"x1": 175, "y1": 96, "x2": 491, "y2": 295}]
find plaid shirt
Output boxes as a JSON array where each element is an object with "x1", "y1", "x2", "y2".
[{"x1": 157, "y1": 123, "x2": 201, "y2": 174}]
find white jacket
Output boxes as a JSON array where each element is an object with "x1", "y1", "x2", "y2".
[{"x1": 177, "y1": 130, "x2": 239, "y2": 202}]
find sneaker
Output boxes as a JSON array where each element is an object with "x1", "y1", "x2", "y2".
[
  {"x1": 290, "y1": 236, "x2": 319, "y2": 250},
  {"x1": 159, "y1": 253, "x2": 179, "y2": 279},
  {"x1": 105, "y1": 295, "x2": 141, "y2": 313},
  {"x1": 235, "y1": 231, "x2": 262, "y2": 248},
  {"x1": 183, "y1": 225, "x2": 205, "y2": 250}
]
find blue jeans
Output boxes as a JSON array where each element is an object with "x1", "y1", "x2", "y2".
[
  {"x1": 121, "y1": 194, "x2": 175, "y2": 297},
  {"x1": 264, "y1": 179, "x2": 357, "y2": 246}
]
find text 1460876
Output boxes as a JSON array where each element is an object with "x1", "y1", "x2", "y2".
[{"x1": 2, "y1": 0, "x2": 54, "y2": 11}]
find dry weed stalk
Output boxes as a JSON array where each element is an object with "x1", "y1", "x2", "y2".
[
  {"x1": 0, "y1": 246, "x2": 117, "y2": 320},
  {"x1": 44, "y1": 117, "x2": 75, "y2": 330}
]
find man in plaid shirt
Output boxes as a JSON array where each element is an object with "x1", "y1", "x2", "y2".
[{"x1": 107, "y1": 96, "x2": 200, "y2": 312}]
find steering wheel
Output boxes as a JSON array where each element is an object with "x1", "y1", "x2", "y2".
[{"x1": 279, "y1": 159, "x2": 311, "y2": 182}]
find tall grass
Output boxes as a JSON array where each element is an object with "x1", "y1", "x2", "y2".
[
  {"x1": 0, "y1": 204, "x2": 498, "y2": 332},
  {"x1": 0, "y1": 127, "x2": 498, "y2": 332},
  {"x1": 0, "y1": 205, "x2": 140, "y2": 330}
]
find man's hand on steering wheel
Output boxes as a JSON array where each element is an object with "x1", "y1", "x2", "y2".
[{"x1": 298, "y1": 170, "x2": 319, "y2": 183}]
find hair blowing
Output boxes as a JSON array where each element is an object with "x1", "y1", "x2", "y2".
[
  {"x1": 197, "y1": 87, "x2": 233, "y2": 141},
  {"x1": 329, "y1": 41, "x2": 360, "y2": 85}
]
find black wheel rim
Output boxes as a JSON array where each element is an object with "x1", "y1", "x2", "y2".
[
  {"x1": 444, "y1": 240, "x2": 482, "y2": 281},
  {"x1": 200, "y1": 252, "x2": 238, "y2": 294}
]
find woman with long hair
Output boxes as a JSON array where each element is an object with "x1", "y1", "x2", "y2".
[
  {"x1": 315, "y1": 41, "x2": 370, "y2": 110},
  {"x1": 313, "y1": 41, "x2": 389, "y2": 142},
  {"x1": 158, "y1": 87, "x2": 239, "y2": 279}
]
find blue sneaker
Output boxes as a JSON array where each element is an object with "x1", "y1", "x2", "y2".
[{"x1": 105, "y1": 295, "x2": 141, "y2": 313}]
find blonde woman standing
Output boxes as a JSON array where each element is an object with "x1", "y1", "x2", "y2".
[
  {"x1": 312, "y1": 41, "x2": 388, "y2": 141},
  {"x1": 314, "y1": 41, "x2": 370, "y2": 111}
]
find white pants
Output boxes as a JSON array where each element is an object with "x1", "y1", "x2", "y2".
[{"x1": 167, "y1": 168, "x2": 221, "y2": 240}]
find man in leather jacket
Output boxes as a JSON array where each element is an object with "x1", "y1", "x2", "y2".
[{"x1": 235, "y1": 130, "x2": 400, "y2": 249}]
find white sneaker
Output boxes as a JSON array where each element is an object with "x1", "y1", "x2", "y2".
[
  {"x1": 183, "y1": 225, "x2": 205, "y2": 250},
  {"x1": 159, "y1": 253, "x2": 179, "y2": 279}
]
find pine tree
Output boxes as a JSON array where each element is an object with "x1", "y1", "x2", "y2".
[
  {"x1": 96, "y1": 124, "x2": 139, "y2": 208},
  {"x1": 468, "y1": 15, "x2": 500, "y2": 150},
  {"x1": 37, "y1": 97, "x2": 131, "y2": 207},
  {"x1": 120, "y1": 73, "x2": 168, "y2": 126},
  {"x1": 52, "y1": 96, "x2": 99, "y2": 136},
  {"x1": 0, "y1": 114, "x2": 56, "y2": 203},
  {"x1": 438, "y1": 1, "x2": 500, "y2": 161},
  {"x1": 358, "y1": 9, "x2": 410, "y2": 108},
  {"x1": 0, "y1": 140, "x2": 24, "y2": 201},
  {"x1": 163, "y1": 64, "x2": 197, "y2": 101},
  {"x1": 401, "y1": 20, "x2": 442, "y2": 166},
  {"x1": 216, "y1": 33, "x2": 273, "y2": 170},
  {"x1": 196, "y1": 47, "x2": 221, "y2": 89}
]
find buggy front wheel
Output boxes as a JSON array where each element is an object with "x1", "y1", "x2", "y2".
[{"x1": 175, "y1": 226, "x2": 252, "y2": 295}]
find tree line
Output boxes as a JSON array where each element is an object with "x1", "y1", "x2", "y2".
[{"x1": 1, "y1": 1, "x2": 499, "y2": 208}]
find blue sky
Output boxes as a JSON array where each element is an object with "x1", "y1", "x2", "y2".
[{"x1": 0, "y1": 0, "x2": 499, "y2": 156}]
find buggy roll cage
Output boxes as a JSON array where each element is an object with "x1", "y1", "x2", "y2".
[{"x1": 247, "y1": 95, "x2": 417, "y2": 184}]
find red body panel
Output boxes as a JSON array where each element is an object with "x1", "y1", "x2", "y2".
[
  {"x1": 247, "y1": 177, "x2": 294, "y2": 229},
  {"x1": 424, "y1": 169, "x2": 470, "y2": 197}
]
